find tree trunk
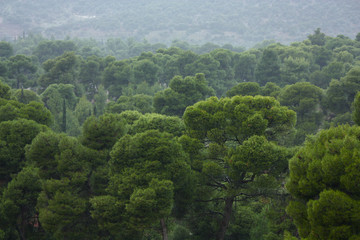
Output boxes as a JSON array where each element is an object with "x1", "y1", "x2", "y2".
[
  {"x1": 216, "y1": 196, "x2": 234, "y2": 240},
  {"x1": 17, "y1": 211, "x2": 27, "y2": 240},
  {"x1": 160, "y1": 218, "x2": 168, "y2": 240}
]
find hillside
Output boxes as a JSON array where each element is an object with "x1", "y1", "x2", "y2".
[{"x1": 0, "y1": 0, "x2": 359, "y2": 47}]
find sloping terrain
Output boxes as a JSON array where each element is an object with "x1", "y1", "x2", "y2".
[{"x1": 1, "y1": 0, "x2": 359, "y2": 47}]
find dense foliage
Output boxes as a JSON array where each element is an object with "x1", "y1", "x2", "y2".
[{"x1": 0, "y1": 30, "x2": 360, "y2": 239}]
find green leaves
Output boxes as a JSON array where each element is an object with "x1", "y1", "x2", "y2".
[
  {"x1": 287, "y1": 125, "x2": 360, "y2": 239},
  {"x1": 81, "y1": 113, "x2": 127, "y2": 151}
]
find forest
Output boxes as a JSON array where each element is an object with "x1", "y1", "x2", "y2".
[
  {"x1": 0, "y1": 29, "x2": 360, "y2": 240},
  {"x1": 1, "y1": 0, "x2": 360, "y2": 47}
]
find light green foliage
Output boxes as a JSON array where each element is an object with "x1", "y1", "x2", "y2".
[
  {"x1": 41, "y1": 84, "x2": 78, "y2": 110},
  {"x1": 106, "y1": 94, "x2": 154, "y2": 114},
  {"x1": 0, "y1": 95, "x2": 53, "y2": 126},
  {"x1": 335, "y1": 50, "x2": 354, "y2": 63},
  {"x1": 286, "y1": 125, "x2": 360, "y2": 239},
  {"x1": 130, "y1": 113, "x2": 185, "y2": 136},
  {"x1": 118, "y1": 110, "x2": 143, "y2": 125},
  {"x1": 0, "y1": 119, "x2": 47, "y2": 181},
  {"x1": 93, "y1": 84, "x2": 107, "y2": 116},
  {"x1": 41, "y1": 83, "x2": 79, "y2": 132},
  {"x1": 74, "y1": 95, "x2": 93, "y2": 126},
  {"x1": 12, "y1": 88, "x2": 41, "y2": 104},
  {"x1": 0, "y1": 167, "x2": 42, "y2": 240},
  {"x1": 184, "y1": 96, "x2": 296, "y2": 144},
  {"x1": 154, "y1": 73, "x2": 215, "y2": 116},
  {"x1": 81, "y1": 113, "x2": 127, "y2": 151},
  {"x1": 109, "y1": 130, "x2": 185, "y2": 174}
]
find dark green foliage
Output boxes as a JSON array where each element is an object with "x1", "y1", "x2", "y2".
[
  {"x1": 325, "y1": 67, "x2": 360, "y2": 115},
  {"x1": 308, "y1": 28, "x2": 326, "y2": 46},
  {"x1": 81, "y1": 113, "x2": 127, "y2": 151},
  {"x1": 353, "y1": 92, "x2": 360, "y2": 125},
  {"x1": 154, "y1": 73, "x2": 214, "y2": 116},
  {"x1": 226, "y1": 82, "x2": 261, "y2": 97},
  {"x1": 61, "y1": 99, "x2": 66, "y2": 132},
  {"x1": 255, "y1": 48, "x2": 281, "y2": 86},
  {"x1": 279, "y1": 82, "x2": 324, "y2": 145},
  {"x1": 0, "y1": 95, "x2": 53, "y2": 126},
  {"x1": 0, "y1": 42, "x2": 13, "y2": 58},
  {"x1": 8, "y1": 54, "x2": 37, "y2": 88},
  {"x1": 19, "y1": 101, "x2": 53, "y2": 126},
  {"x1": 286, "y1": 125, "x2": 360, "y2": 239},
  {"x1": 183, "y1": 95, "x2": 296, "y2": 239},
  {"x1": 103, "y1": 59, "x2": 132, "y2": 98},
  {"x1": 233, "y1": 52, "x2": 257, "y2": 82},
  {"x1": 133, "y1": 59, "x2": 160, "y2": 85},
  {"x1": 0, "y1": 80, "x2": 11, "y2": 99},
  {"x1": 0, "y1": 167, "x2": 42, "y2": 240},
  {"x1": 91, "y1": 130, "x2": 192, "y2": 238},
  {"x1": 130, "y1": 113, "x2": 185, "y2": 136},
  {"x1": 0, "y1": 119, "x2": 47, "y2": 181},
  {"x1": 39, "y1": 52, "x2": 79, "y2": 89},
  {"x1": 26, "y1": 132, "x2": 103, "y2": 239},
  {"x1": 34, "y1": 40, "x2": 77, "y2": 63},
  {"x1": 79, "y1": 57, "x2": 102, "y2": 98}
]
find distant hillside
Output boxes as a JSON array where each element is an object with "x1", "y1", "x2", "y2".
[{"x1": 1, "y1": 0, "x2": 360, "y2": 47}]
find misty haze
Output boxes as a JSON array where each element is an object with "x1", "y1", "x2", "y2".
[{"x1": 0, "y1": 1, "x2": 360, "y2": 240}]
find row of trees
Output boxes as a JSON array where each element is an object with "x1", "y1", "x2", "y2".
[{"x1": 1, "y1": 30, "x2": 360, "y2": 144}]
